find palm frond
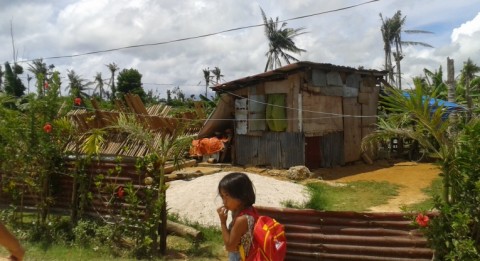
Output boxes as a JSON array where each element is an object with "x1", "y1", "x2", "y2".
[
  {"x1": 403, "y1": 29, "x2": 433, "y2": 34},
  {"x1": 401, "y1": 41, "x2": 433, "y2": 48},
  {"x1": 82, "y1": 129, "x2": 106, "y2": 155}
]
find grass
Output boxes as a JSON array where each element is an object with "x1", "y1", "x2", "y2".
[
  {"x1": 285, "y1": 180, "x2": 401, "y2": 212},
  {"x1": 0, "y1": 215, "x2": 226, "y2": 261},
  {"x1": 0, "y1": 237, "x2": 224, "y2": 261}
]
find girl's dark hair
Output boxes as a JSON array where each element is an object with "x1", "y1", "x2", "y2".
[{"x1": 218, "y1": 172, "x2": 256, "y2": 206}]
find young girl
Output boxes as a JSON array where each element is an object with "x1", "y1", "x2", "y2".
[{"x1": 217, "y1": 172, "x2": 258, "y2": 261}]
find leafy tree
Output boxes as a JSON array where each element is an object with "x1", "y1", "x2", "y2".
[
  {"x1": 3, "y1": 62, "x2": 26, "y2": 97},
  {"x1": 362, "y1": 85, "x2": 480, "y2": 259},
  {"x1": 459, "y1": 58, "x2": 480, "y2": 120},
  {"x1": 28, "y1": 59, "x2": 51, "y2": 97},
  {"x1": 261, "y1": 7, "x2": 306, "y2": 72},
  {"x1": 412, "y1": 66, "x2": 448, "y2": 100},
  {"x1": 0, "y1": 65, "x2": 4, "y2": 91},
  {"x1": 423, "y1": 120, "x2": 480, "y2": 260},
  {"x1": 117, "y1": 68, "x2": 146, "y2": 100},
  {"x1": 0, "y1": 70, "x2": 71, "y2": 228},
  {"x1": 380, "y1": 10, "x2": 432, "y2": 88}
]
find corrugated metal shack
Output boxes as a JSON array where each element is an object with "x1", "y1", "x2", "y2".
[{"x1": 202, "y1": 61, "x2": 386, "y2": 169}]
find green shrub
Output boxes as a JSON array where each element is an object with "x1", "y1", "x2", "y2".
[{"x1": 422, "y1": 120, "x2": 480, "y2": 260}]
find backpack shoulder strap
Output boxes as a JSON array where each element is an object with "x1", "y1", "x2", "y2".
[{"x1": 237, "y1": 206, "x2": 259, "y2": 221}]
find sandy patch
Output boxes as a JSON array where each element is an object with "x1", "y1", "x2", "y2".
[{"x1": 166, "y1": 172, "x2": 309, "y2": 227}]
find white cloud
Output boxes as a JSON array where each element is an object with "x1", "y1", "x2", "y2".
[
  {"x1": 452, "y1": 12, "x2": 480, "y2": 42},
  {"x1": 1, "y1": 1, "x2": 480, "y2": 97}
]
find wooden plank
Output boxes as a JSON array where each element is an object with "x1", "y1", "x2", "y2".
[
  {"x1": 362, "y1": 86, "x2": 380, "y2": 159},
  {"x1": 361, "y1": 86, "x2": 379, "y2": 138},
  {"x1": 302, "y1": 94, "x2": 343, "y2": 136},
  {"x1": 343, "y1": 98, "x2": 362, "y2": 163}
]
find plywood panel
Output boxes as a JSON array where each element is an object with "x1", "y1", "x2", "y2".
[
  {"x1": 302, "y1": 93, "x2": 343, "y2": 136},
  {"x1": 264, "y1": 75, "x2": 301, "y2": 132},
  {"x1": 235, "y1": 98, "x2": 248, "y2": 135},
  {"x1": 249, "y1": 95, "x2": 266, "y2": 131},
  {"x1": 198, "y1": 94, "x2": 234, "y2": 138},
  {"x1": 343, "y1": 98, "x2": 362, "y2": 163},
  {"x1": 361, "y1": 85, "x2": 380, "y2": 138}
]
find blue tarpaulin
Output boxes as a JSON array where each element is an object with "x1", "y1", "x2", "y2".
[{"x1": 403, "y1": 92, "x2": 466, "y2": 119}]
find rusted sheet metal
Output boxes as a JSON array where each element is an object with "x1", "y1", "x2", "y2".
[
  {"x1": 319, "y1": 131, "x2": 345, "y2": 167},
  {"x1": 0, "y1": 158, "x2": 195, "y2": 216},
  {"x1": 212, "y1": 62, "x2": 386, "y2": 92},
  {"x1": 2, "y1": 163, "x2": 434, "y2": 261},
  {"x1": 256, "y1": 206, "x2": 434, "y2": 261},
  {"x1": 235, "y1": 132, "x2": 304, "y2": 169}
]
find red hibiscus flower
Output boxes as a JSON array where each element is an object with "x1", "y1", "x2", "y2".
[
  {"x1": 117, "y1": 186, "x2": 125, "y2": 199},
  {"x1": 416, "y1": 213, "x2": 429, "y2": 227},
  {"x1": 44, "y1": 81, "x2": 49, "y2": 89},
  {"x1": 43, "y1": 123, "x2": 52, "y2": 133},
  {"x1": 74, "y1": 97, "x2": 82, "y2": 106}
]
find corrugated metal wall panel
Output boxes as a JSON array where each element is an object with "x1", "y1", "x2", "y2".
[
  {"x1": 256, "y1": 206, "x2": 434, "y2": 261},
  {"x1": 235, "y1": 132, "x2": 304, "y2": 169},
  {"x1": 319, "y1": 131, "x2": 345, "y2": 167}
]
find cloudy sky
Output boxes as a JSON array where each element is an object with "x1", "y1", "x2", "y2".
[{"x1": 1, "y1": 0, "x2": 479, "y2": 98}]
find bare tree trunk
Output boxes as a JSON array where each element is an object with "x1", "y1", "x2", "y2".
[
  {"x1": 466, "y1": 79, "x2": 473, "y2": 121},
  {"x1": 447, "y1": 57, "x2": 455, "y2": 103},
  {"x1": 446, "y1": 57, "x2": 458, "y2": 143},
  {"x1": 396, "y1": 56, "x2": 402, "y2": 90}
]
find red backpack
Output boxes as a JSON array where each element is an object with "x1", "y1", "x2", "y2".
[{"x1": 239, "y1": 208, "x2": 287, "y2": 261}]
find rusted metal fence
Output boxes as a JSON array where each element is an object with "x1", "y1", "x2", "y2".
[
  {"x1": 1, "y1": 162, "x2": 434, "y2": 260},
  {"x1": 257, "y1": 206, "x2": 434, "y2": 261}
]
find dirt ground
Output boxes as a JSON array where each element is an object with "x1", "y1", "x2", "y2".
[
  {"x1": 311, "y1": 160, "x2": 441, "y2": 212},
  {"x1": 181, "y1": 159, "x2": 441, "y2": 212}
]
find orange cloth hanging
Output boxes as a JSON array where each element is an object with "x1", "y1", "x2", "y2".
[{"x1": 190, "y1": 137, "x2": 225, "y2": 156}]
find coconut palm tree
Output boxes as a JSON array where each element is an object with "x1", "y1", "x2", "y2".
[
  {"x1": 261, "y1": 8, "x2": 306, "y2": 72},
  {"x1": 364, "y1": 85, "x2": 480, "y2": 259},
  {"x1": 459, "y1": 58, "x2": 480, "y2": 120},
  {"x1": 82, "y1": 113, "x2": 194, "y2": 255},
  {"x1": 380, "y1": 11, "x2": 433, "y2": 89},
  {"x1": 28, "y1": 59, "x2": 48, "y2": 77},
  {"x1": 202, "y1": 68, "x2": 212, "y2": 97},
  {"x1": 66, "y1": 70, "x2": 91, "y2": 101},
  {"x1": 93, "y1": 72, "x2": 104, "y2": 100},
  {"x1": 363, "y1": 85, "x2": 457, "y2": 203},
  {"x1": 106, "y1": 63, "x2": 119, "y2": 99},
  {"x1": 211, "y1": 67, "x2": 224, "y2": 85}
]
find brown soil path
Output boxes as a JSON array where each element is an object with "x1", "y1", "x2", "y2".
[
  {"x1": 181, "y1": 160, "x2": 441, "y2": 212},
  {"x1": 315, "y1": 161, "x2": 441, "y2": 212}
]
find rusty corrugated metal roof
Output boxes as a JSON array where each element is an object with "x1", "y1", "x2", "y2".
[{"x1": 212, "y1": 61, "x2": 387, "y2": 92}]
